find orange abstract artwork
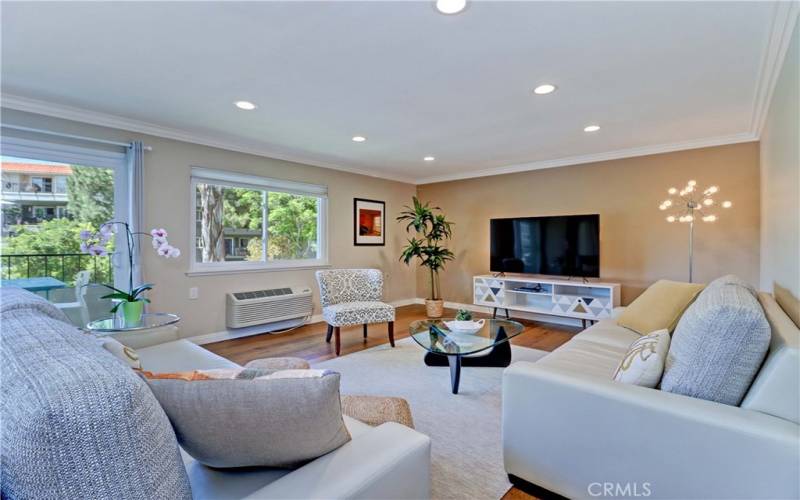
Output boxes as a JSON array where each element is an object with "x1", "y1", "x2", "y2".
[{"x1": 358, "y1": 208, "x2": 382, "y2": 236}]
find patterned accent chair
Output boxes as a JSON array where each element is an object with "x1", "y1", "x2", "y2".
[{"x1": 315, "y1": 269, "x2": 395, "y2": 356}]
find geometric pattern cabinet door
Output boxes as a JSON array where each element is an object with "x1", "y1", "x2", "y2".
[
  {"x1": 474, "y1": 277, "x2": 505, "y2": 306},
  {"x1": 554, "y1": 295, "x2": 613, "y2": 320}
]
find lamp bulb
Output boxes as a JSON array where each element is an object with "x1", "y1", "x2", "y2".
[
  {"x1": 722, "y1": 200, "x2": 732, "y2": 208},
  {"x1": 668, "y1": 187, "x2": 678, "y2": 195},
  {"x1": 703, "y1": 215, "x2": 717, "y2": 222},
  {"x1": 666, "y1": 216, "x2": 676, "y2": 223},
  {"x1": 685, "y1": 185, "x2": 695, "y2": 193},
  {"x1": 685, "y1": 215, "x2": 694, "y2": 222},
  {"x1": 707, "y1": 186, "x2": 719, "y2": 194},
  {"x1": 688, "y1": 180, "x2": 697, "y2": 186},
  {"x1": 703, "y1": 198, "x2": 714, "y2": 206},
  {"x1": 664, "y1": 200, "x2": 672, "y2": 207}
]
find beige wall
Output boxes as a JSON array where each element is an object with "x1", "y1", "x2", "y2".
[
  {"x1": 760, "y1": 20, "x2": 800, "y2": 297},
  {"x1": 416, "y1": 143, "x2": 761, "y2": 305},
  {"x1": 1, "y1": 109, "x2": 417, "y2": 338},
  {"x1": 1, "y1": 109, "x2": 766, "y2": 329}
]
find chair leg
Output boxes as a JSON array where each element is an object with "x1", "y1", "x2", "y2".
[
  {"x1": 388, "y1": 321, "x2": 395, "y2": 347},
  {"x1": 334, "y1": 327, "x2": 341, "y2": 356},
  {"x1": 363, "y1": 323, "x2": 368, "y2": 339},
  {"x1": 326, "y1": 324, "x2": 333, "y2": 343}
]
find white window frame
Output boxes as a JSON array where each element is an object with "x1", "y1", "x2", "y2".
[
  {"x1": 188, "y1": 167, "x2": 328, "y2": 274},
  {"x1": 1, "y1": 136, "x2": 130, "y2": 288}
]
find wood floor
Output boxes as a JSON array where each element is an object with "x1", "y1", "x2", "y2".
[{"x1": 204, "y1": 304, "x2": 580, "y2": 500}]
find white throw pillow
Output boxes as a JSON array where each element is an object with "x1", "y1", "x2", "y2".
[
  {"x1": 98, "y1": 337, "x2": 142, "y2": 370},
  {"x1": 613, "y1": 329, "x2": 670, "y2": 388}
]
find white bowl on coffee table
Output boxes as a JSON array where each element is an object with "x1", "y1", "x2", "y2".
[{"x1": 443, "y1": 319, "x2": 485, "y2": 335}]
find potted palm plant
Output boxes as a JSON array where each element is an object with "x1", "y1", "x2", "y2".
[{"x1": 397, "y1": 197, "x2": 455, "y2": 318}]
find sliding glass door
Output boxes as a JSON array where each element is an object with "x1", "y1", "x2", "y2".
[{"x1": 1, "y1": 137, "x2": 129, "y2": 298}]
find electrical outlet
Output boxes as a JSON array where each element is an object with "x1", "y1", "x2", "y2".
[{"x1": 189, "y1": 287, "x2": 199, "y2": 300}]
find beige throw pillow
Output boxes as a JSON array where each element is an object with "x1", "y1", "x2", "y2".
[
  {"x1": 613, "y1": 329, "x2": 671, "y2": 387},
  {"x1": 618, "y1": 280, "x2": 705, "y2": 334},
  {"x1": 143, "y1": 368, "x2": 351, "y2": 468},
  {"x1": 98, "y1": 337, "x2": 142, "y2": 370}
]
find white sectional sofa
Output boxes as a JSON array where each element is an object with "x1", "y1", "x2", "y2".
[
  {"x1": 502, "y1": 292, "x2": 800, "y2": 499},
  {"x1": 1, "y1": 288, "x2": 430, "y2": 500},
  {"x1": 124, "y1": 328, "x2": 433, "y2": 500}
]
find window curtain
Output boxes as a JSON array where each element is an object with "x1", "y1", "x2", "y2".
[{"x1": 127, "y1": 141, "x2": 145, "y2": 288}]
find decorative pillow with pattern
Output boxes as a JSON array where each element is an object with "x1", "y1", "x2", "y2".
[
  {"x1": 613, "y1": 329, "x2": 671, "y2": 388},
  {"x1": 142, "y1": 368, "x2": 351, "y2": 468},
  {"x1": 98, "y1": 337, "x2": 142, "y2": 370}
]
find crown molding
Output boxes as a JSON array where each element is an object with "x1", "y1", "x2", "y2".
[
  {"x1": 415, "y1": 132, "x2": 758, "y2": 185},
  {"x1": 0, "y1": 93, "x2": 417, "y2": 185},
  {"x1": 750, "y1": 2, "x2": 799, "y2": 138}
]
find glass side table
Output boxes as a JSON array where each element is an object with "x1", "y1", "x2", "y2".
[{"x1": 87, "y1": 313, "x2": 180, "y2": 337}]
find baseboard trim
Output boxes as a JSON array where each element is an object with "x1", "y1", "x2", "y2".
[
  {"x1": 188, "y1": 298, "x2": 418, "y2": 345},
  {"x1": 414, "y1": 298, "x2": 584, "y2": 328},
  {"x1": 507, "y1": 474, "x2": 568, "y2": 500}
]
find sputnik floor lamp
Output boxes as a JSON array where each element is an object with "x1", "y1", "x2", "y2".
[{"x1": 660, "y1": 180, "x2": 733, "y2": 283}]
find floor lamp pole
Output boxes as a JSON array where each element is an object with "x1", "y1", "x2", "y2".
[
  {"x1": 688, "y1": 216, "x2": 694, "y2": 283},
  {"x1": 661, "y1": 180, "x2": 733, "y2": 284}
]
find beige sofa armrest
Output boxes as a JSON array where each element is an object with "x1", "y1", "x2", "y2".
[
  {"x1": 502, "y1": 361, "x2": 799, "y2": 499},
  {"x1": 111, "y1": 325, "x2": 180, "y2": 349}
]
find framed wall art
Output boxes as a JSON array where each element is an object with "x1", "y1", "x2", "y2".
[{"x1": 354, "y1": 198, "x2": 385, "y2": 246}]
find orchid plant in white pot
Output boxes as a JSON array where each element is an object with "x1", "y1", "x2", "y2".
[{"x1": 80, "y1": 222, "x2": 180, "y2": 324}]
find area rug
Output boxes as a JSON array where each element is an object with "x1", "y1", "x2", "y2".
[{"x1": 315, "y1": 337, "x2": 548, "y2": 500}]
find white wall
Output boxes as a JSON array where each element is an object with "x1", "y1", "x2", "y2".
[
  {"x1": 1, "y1": 108, "x2": 418, "y2": 338},
  {"x1": 760, "y1": 18, "x2": 800, "y2": 296}
]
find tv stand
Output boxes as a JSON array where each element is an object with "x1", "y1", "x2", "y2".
[{"x1": 474, "y1": 274, "x2": 620, "y2": 325}]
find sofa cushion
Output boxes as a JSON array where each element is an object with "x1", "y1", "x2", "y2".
[
  {"x1": 0, "y1": 288, "x2": 191, "y2": 499},
  {"x1": 182, "y1": 415, "x2": 370, "y2": 500},
  {"x1": 145, "y1": 369, "x2": 351, "y2": 468},
  {"x1": 617, "y1": 279, "x2": 705, "y2": 334},
  {"x1": 613, "y1": 329, "x2": 670, "y2": 387},
  {"x1": 137, "y1": 339, "x2": 239, "y2": 371},
  {"x1": 661, "y1": 275, "x2": 771, "y2": 406},
  {"x1": 536, "y1": 338, "x2": 629, "y2": 379},
  {"x1": 572, "y1": 318, "x2": 640, "y2": 349}
]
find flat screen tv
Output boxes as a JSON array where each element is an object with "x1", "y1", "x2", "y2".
[{"x1": 490, "y1": 214, "x2": 600, "y2": 277}]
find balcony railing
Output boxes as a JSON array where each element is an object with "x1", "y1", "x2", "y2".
[
  {"x1": 1, "y1": 253, "x2": 112, "y2": 284},
  {"x1": 2, "y1": 182, "x2": 68, "y2": 194}
]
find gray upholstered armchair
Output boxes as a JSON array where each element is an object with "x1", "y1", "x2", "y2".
[{"x1": 315, "y1": 269, "x2": 395, "y2": 356}]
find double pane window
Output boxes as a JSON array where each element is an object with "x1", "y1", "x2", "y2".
[{"x1": 191, "y1": 168, "x2": 327, "y2": 272}]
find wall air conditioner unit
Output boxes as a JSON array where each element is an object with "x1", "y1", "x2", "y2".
[{"x1": 226, "y1": 286, "x2": 313, "y2": 329}]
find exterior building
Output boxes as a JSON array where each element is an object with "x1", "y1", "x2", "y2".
[{"x1": 1, "y1": 162, "x2": 72, "y2": 232}]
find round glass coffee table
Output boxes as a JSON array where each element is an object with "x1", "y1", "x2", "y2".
[{"x1": 409, "y1": 318, "x2": 525, "y2": 394}]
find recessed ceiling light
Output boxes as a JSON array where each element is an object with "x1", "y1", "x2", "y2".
[
  {"x1": 533, "y1": 84, "x2": 557, "y2": 95},
  {"x1": 234, "y1": 100, "x2": 257, "y2": 111},
  {"x1": 435, "y1": 0, "x2": 467, "y2": 15},
  {"x1": 424, "y1": 156, "x2": 435, "y2": 162},
  {"x1": 584, "y1": 125, "x2": 600, "y2": 132},
  {"x1": 352, "y1": 136, "x2": 366, "y2": 142}
]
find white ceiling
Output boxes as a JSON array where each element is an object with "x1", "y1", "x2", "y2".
[{"x1": 1, "y1": 2, "x2": 795, "y2": 184}]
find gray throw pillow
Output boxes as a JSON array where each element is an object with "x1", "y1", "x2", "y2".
[
  {"x1": 661, "y1": 275, "x2": 771, "y2": 405},
  {"x1": 144, "y1": 368, "x2": 351, "y2": 468}
]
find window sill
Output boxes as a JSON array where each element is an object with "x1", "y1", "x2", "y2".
[{"x1": 186, "y1": 261, "x2": 330, "y2": 277}]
